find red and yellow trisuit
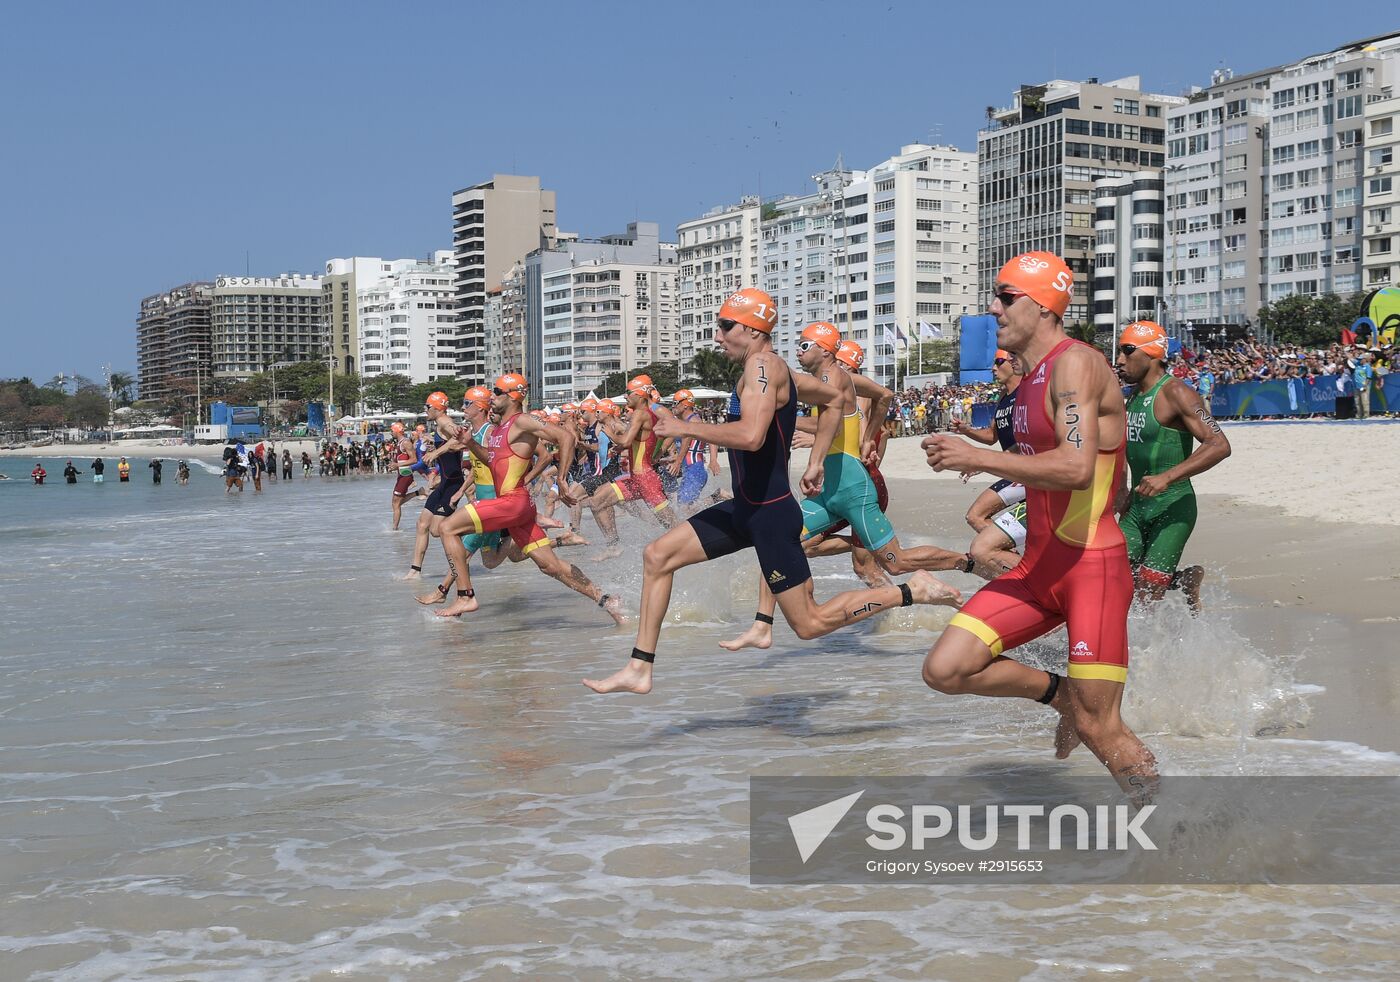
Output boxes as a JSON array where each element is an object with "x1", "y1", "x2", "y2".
[
  {"x1": 459, "y1": 412, "x2": 551, "y2": 555},
  {"x1": 950, "y1": 338, "x2": 1134, "y2": 683}
]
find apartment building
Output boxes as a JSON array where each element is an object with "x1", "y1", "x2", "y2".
[
  {"x1": 676, "y1": 197, "x2": 762, "y2": 362},
  {"x1": 1363, "y1": 90, "x2": 1400, "y2": 291},
  {"x1": 356, "y1": 252, "x2": 455, "y2": 384},
  {"x1": 1092, "y1": 172, "x2": 1166, "y2": 331},
  {"x1": 980, "y1": 77, "x2": 1182, "y2": 328},
  {"x1": 450, "y1": 174, "x2": 558, "y2": 378},
  {"x1": 210, "y1": 274, "x2": 323, "y2": 380},
  {"x1": 136, "y1": 282, "x2": 213, "y2": 402},
  {"x1": 1163, "y1": 33, "x2": 1400, "y2": 336}
]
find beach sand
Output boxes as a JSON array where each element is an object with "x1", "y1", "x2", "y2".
[{"x1": 877, "y1": 418, "x2": 1400, "y2": 527}]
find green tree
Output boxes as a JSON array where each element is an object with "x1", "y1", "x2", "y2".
[
  {"x1": 896, "y1": 339, "x2": 959, "y2": 377},
  {"x1": 685, "y1": 348, "x2": 743, "y2": 390},
  {"x1": 362, "y1": 373, "x2": 415, "y2": 412},
  {"x1": 108, "y1": 371, "x2": 136, "y2": 405},
  {"x1": 1257, "y1": 293, "x2": 1359, "y2": 348},
  {"x1": 597, "y1": 361, "x2": 681, "y2": 400},
  {"x1": 408, "y1": 376, "x2": 468, "y2": 409}
]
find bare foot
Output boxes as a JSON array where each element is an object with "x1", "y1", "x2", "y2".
[
  {"x1": 906, "y1": 570, "x2": 963, "y2": 608},
  {"x1": 435, "y1": 595, "x2": 480, "y2": 617},
  {"x1": 582, "y1": 659, "x2": 653, "y2": 694},
  {"x1": 602, "y1": 594, "x2": 627, "y2": 627},
  {"x1": 415, "y1": 588, "x2": 447, "y2": 605},
  {"x1": 1050, "y1": 687, "x2": 1081, "y2": 759},
  {"x1": 552, "y1": 530, "x2": 590, "y2": 547},
  {"x1": 588, "y1": 544, "x2": 624, "y2": 562},
  {"x1": 718, "y1": 622, "x2": 773, "y2": 651},
  {"x1": 538, "y1": 515, "x2": 565, "y2": 530},
  {"x1": 398, "y1": 568, "x2": 423, "y2": 581}
]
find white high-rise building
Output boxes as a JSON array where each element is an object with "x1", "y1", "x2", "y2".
[
  {"x1": 210, "y1": 274, "x2": 323, "y2": 380},
  {"x1": 834, "y1": 144, "x2": 979, "y2": 385},
  {"x1": 518, "y1": 223, "x2": 677, "y2": 403},
  {"x1": 450, "y1": 175, "x2": 558, "y2": 378},
  {"x1": 676, "y1": 197, "x2": 762, "y2": 362},
  {"x1": 760, "y1": 168, "x2": 856, "y2": 362},
  {"x1": 1163, "y1": 33, "x2": 1400, "y2": 340},
  {"x1": 1363, "y1": 91, "x2": 1400, "y2": 292},
  {"x1": 1092, "y1": 172, "x2": 1166, "y2": 332},
  {"x1": 356, "y1": 252, "x2": 455, "y2": 384},
  {"x1": 981, "y1": 77, "x2": 1181, "y2": 330}
]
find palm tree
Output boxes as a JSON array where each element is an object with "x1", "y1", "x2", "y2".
[{"x1": 108, "y1": 371, "x2": 135, "y2": 405}]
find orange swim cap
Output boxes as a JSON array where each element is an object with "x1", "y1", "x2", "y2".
[
  {"x1": 626, "y1": 374, "x2": 653, "y2": 395},
  {"x1": 800, "y1": 321, "x2": 841, "y2": 354},
  {"x1": 494, "y1": 373, "x2": 527, "y2": 400},
  {"x1": 425, "y1": 391, "x2": 449, "y2": 411},
  {"x1": 561, "y1": 401, "x2": 579, "y2": 414},
  {"x1": 580, "y1": 397, "x2": 599, "y2": 412},
  {"x1": 671, "y1": 388, "x2": 694, "y2": 407},
  {"x1": 835, "y1": 339, "x2": 865, "y2": 370},
  {"x1": 390, "y1": 422, "x2": 405, "y2": 435},
  {"x1": 598, "y1": 400, "x2": 620, "y2": 416},
  {"x1": 717, "y1": 287, "x2": 779, "y2": 333},
  {"x1": 1119, "y1": 320, "x2": 1168, "y2": 358},
  {"x1": 463, "y1": 385, "x2": 492, "y2": 408},
  {"x1": 994, "y1": 349, "x2": 1011, "y2": 362},
  {"x1": 996, "y1": 252, "x2": 1074, "y2": 319}
]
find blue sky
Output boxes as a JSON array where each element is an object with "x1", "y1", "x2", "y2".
[{"x1": 2, "y1": 1, "x2": 1395, "y2": 382}]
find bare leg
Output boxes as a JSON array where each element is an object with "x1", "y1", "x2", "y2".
[
  {"x1": 968, "y1": 524, "x2": 1020, "y2": 580},
  {"x1": 774, "y1": 570, "x2": 960, "y2": 641},
  {"x1": 871, "y1": 535, "x2": 969, "y2": 576},
  {"x1": 921, "y1": 626, "x2": 1157, "y2": 791},
  {"x1": 391, "y1": 495, "x2": 404, "y2": 530},
  {"x1": 583, "y1": 523, "x2": 710, "y2": 694},
  {"x1": 1174, "y1": 565, "x2": 1204, "y2": 615},
  {"x1": 586, "y1": 486, "x2": 625, "y2": 560},
  {"x1": 435, "y1": 513, "x2": 479, "y2": 617},
  {"x1": 529, "y1": 546, "x2": 625, "y2": 626},
  {"x1": 403, "y1": 509, "x2": 434, "y2": 578}
]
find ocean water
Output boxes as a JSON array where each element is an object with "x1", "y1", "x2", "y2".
[{"x1": 2, "y1": 464, "x2": 1398, "y2": 979}]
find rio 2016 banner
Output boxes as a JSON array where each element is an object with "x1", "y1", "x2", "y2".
[{"x1": 1209, "y1": 373, "x2": 1400, "y2": 417}]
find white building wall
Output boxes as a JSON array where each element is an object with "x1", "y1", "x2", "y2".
[
  {"x1": 1363, "y1": 92, "x2": 1400, "y2": 290},
  {"x1": 357, "y1": 252, "x2": 455, "y2": 384},
  {"x1": 676, "y1": 198, "x2": 761, "y2": 362}
]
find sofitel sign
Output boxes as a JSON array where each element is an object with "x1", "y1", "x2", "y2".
[{"x1": 215, "y1": 276, "x2": 318, "y2": 289}]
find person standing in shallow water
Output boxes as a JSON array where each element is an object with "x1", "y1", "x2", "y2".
[
  {"x1": 63, "y1": 461, "x2": 82, "y2": 484},
  {"x1": 92, "y1": 458, "x2": 105, "y2": 483},
  {"x1": 149, "y1": 458, "x2": 163, "y2": 485}
]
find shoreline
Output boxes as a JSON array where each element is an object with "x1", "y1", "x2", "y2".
[
  {"x1": 0, "y1": 438, "x2": 327, "y2": 463},
  {"x1": 879, "y1": 474, "x2": 1400, "y2": 755}
]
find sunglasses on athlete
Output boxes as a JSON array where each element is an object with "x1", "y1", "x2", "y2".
[
  {"x1": 992, "y1": 288, "x2": 1028, "y2": 307},
  {"x1": 993, "y1": 357, "x2": 1011, "y2": 366},
  {"x1": 1119, "y1": 344, "x2": 1140, "y2": 357}
]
